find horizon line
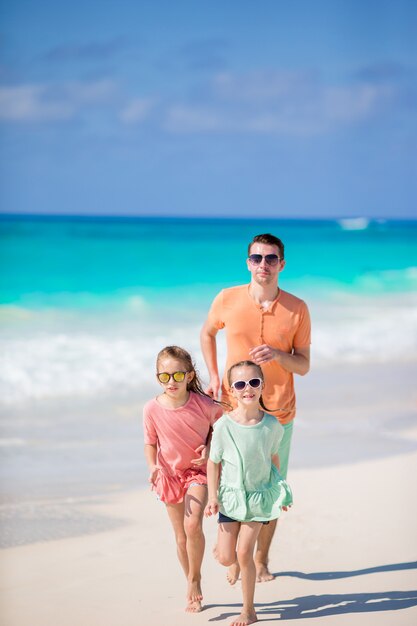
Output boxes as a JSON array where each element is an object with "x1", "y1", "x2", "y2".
[{"x1": 1, "y1": 212, "x2": 416, "y2": 222}]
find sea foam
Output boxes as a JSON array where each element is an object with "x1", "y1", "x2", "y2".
[
  {"x1": 1, "y1": 292, "x2": 416, "y2": 407},
  {"x1": 338, "y1": 217, "x2": 370, "y2": 230}
]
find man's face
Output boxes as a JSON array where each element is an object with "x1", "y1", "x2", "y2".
[{"x1": 246, "y1": 242, "x2": 285, "y2": 286}]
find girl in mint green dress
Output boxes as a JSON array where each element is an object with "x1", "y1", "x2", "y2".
[{"x1": 205, "y1": 360, "x2": 292, "y2": 626}]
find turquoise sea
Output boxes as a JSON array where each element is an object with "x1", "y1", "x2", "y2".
[
  {"x1": 1, "y1": 214, "x2": 417, "y2": 407},
  {"x1": 1, "y1": 214, "x2": 417, "y2": 533}
]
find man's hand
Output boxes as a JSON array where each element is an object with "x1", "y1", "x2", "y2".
[
  {"x1": 206, "y1": 375, "x2": 221, "y2": 400},
  {"x1": 250, "y1": 344, "x2": 310, "y2": 375},
  {"x1": 191, "y1": 445, "x2": 207, "y2": 466},
  {"x1": 249, "y1": 344, "x2": 277, "y2": 364}
]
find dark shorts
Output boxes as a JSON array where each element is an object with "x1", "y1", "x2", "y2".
[{"x1": 218, "y1": 512, "x2": 269, "y2": 525}]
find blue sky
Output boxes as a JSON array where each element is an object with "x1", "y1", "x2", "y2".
[{"x1": 1, "y1": 0, "x2": 416, "y2": 218}]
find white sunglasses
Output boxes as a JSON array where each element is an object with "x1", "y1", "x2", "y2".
[{"x1": 231, "y1": 378, "x2": 263, "y2": 391}]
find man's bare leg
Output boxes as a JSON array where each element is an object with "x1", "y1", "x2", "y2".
[{"x1": 254, "y1": 519, "x2": 277, "y2": 582}]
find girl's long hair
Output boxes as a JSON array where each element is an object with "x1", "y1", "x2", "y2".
[
  {"x1": 227, "y1": 359, "x2": 273, "y2": 413},
  {"x1": 156, "y1": 345, "x2": 225, "y2": 406}
]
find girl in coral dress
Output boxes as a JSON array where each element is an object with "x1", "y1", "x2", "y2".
[{"x1": 143, "y1": 345, "x2": 223, "y2": 613}]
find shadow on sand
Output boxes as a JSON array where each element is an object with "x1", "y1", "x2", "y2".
[
  {"x1": 274, "y1": 560, "x2": 417, "y2": 581},
  {"x1": 206, "y1": 561, "x2": 417, "y2": 621}
]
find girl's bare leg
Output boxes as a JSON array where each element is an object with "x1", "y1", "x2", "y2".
[
  {"x1": 254, "y1": 518, "x2": 277, "y2": 582},
  {"x1": 183, "y1": 484, "x2": 208, "y2": 612},
  {"x1": 232, "y1": 522, "x2": 262, "y2": 626},
  {"x1": 213, "y1": 521, "x2": 241, "y2": 584},
  {"x1": 227, "y1": 561, "x2": 241, "y2": 585},
  {"x1": 214, "y1": 520, "x2": 240, "y2": 567},
  {"x1": 165, "y1": 501, "x2": 189, "y2": 576}
]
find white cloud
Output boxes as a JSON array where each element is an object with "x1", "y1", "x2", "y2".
[
  {"x1": 163, "y1": 104, "x2": 327, "y2": 136},
  {"x1": 0, "y1": 79, "x2": 116, "y2": 122},
  {"x1": 119, "y1": 97, "x2": 154, "y2": 123},
  {"x1": 212, "y1": 70, "x2": 315, "y2": 104},
  {"x1": 323, "y1": 83, "x2": 394, "y2": 122},
  {"x1": 0, "y1": 85, "x2": 73, "y2": 121},
  {"x1": 0, "y1": 69, "x2": 404, "y2": 135},
  {"x1": 245, "y1": 112, "x2": 326, "y2": 136},
  {"x1": 164, "y1": 105, "x2": 223, "y2": 133},
  {"x1": 163, "y1": 70, "x2": 400, "y2": 135},
  {"x1": 64, "y1": 79, "x2": 115, "y2": 104}
]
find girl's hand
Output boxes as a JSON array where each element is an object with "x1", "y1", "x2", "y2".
[
  {"x1": 204, "y1": 499, "x2": 219, "y2": 517},
  {"x1": 191, "y1": 444, "x2": 207, "y2": 466},
  {"x1": 148, "y1": 465, "x2": 161, "y2": 485}
]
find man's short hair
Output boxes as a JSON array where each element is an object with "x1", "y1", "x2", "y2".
[{"x1": 248, "y1": 233, "x2": 285, "y2": 259}]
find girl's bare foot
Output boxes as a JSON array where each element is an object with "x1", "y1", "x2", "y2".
[
  {"x1": 255, "y1": 563, "x2": 274, "y2": 582},
  {"x1": 186, "y1": 599, "x2": 202, "y2": 613},
  {"x1": 230, "y1": 610, "x2": 258, "y2": 625},
  {"x1": 186, "y1": 581, "x2": 203, "y2": 612},
  {"x1": 226, "y1": 562, "x2": 240, "y2": 585}
]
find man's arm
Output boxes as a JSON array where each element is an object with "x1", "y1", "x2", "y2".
[
  {"x1": 200, "y1": 318, "x2": 221, "y2": 398},
  {"x1": 249, "y1": 345, "x2": 310, "y2": 376}
]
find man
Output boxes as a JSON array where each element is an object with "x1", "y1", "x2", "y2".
[{"x1": 200, "y1": 233, "x2": 311, "y2": 582}]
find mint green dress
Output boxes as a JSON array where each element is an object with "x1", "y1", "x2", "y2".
[{"x1": 209, "y1": 413, "x2": 293, "y2": 522}]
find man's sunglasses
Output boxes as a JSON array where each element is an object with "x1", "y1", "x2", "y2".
[
  {"x1": 248, "y1": 254, "x2": 281, "y2": 266},
  {"x1": 157, "y1": 371, "x2": 188, "y2": 384},
  {"x1": 231, "y1": 378, "x2": 263, "y2": 391}
]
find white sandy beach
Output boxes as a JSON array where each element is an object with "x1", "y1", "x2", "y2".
[{"x1": 1, "y1": 363, "x2": 417, "y2": 625}]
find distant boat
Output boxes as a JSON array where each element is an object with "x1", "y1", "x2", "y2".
[{"x1": 338, "y1": 217, "x2": 370, "y2": 231}]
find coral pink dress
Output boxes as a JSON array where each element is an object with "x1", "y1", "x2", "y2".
[{"x1": 143, "y1": 392, "x2": 223, "y2": 503}]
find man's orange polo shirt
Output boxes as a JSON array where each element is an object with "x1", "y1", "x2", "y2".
[{"x1": 207, "y1": 284, "x2": 311, "y2": 424}]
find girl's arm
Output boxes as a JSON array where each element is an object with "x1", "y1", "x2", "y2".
[
  {"x1": 272, "y1": 453, "x2": 290, "y2": 510},
  {"x1": 204, "y1": 459, "x2": 221, "y2": 517},
  {"x1": 191, "y1": 427, "x2": 213, "y2": 466},
  {"x1": 144, "y1": 443, "x2": 160, "y2": 485},
  {"x1": 206, "y1": 426, "x2": 213, "y2": 449},
  {"x1": 272, "y1": 453, "x2": 280, "y2": 471}
]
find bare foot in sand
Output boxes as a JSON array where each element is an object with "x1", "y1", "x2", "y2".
[
  {"x1": 186, "y1": 581, "x2": 203, "y2": 613},
  {"x1": 186, "y1": 599, "x2": 202, "y2": 613},
  {"x1": 255, "y1": 563, "x2": 274, "y2": 582},
  {"x1": 230, "y1": 610, "x2": 258, "y2": 625},
  {"x1": 227, "y1": 562, "x2": 240, "y2": 585}
]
